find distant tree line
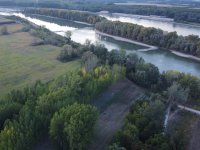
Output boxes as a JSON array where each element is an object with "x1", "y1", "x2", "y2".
[
  {"x1": 24, "y1": 8, "x2": 105, "y2": 24},
  {"x1": 95, "y1": 20, "x2": 200, "y2": 57},
  {"x1": 98, "y1": 5, "x2": 200, "y2": 24},
  {"x1": 26, "y1": 3, "x2": 200, "y2": 24}
]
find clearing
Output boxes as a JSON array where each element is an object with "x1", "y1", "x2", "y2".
[
  {"x1": 89, "y1": 78, "x2": 145, "y2": 150},
  {"x1": 0, "y1": 18, "x2": 80, "y2": 96}
]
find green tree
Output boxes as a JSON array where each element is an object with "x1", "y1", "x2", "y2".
[
  {"x1": 57, "y1": 44, "x2": 80, "y2": 62},
  {"x1": 65, "y1": 31, "x2": 72, "y2": 42},
  {"x1": 49, "y1": 103, "x2": 98, "y2": 150},
  {"x1": 167, "y1": 82, "x2": 189, "y2": 105},
  {"x1": 81, "y1": 51, "x2": 99, "y2": 72},
  {"x1": 109, "y1": 143, "x2": 126, "y2": 150},
  {"x1": 164, "y1": 82, "x2": 189, "y2": 129}
]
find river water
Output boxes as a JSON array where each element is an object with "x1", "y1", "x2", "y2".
[{"x1": 0, "y1": 9, "x2": 200, "y2": 77}]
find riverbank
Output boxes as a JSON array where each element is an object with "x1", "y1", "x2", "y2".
[
  {"x1": 95, "y1": 30, "x2": 158, "y2": 51},
  {"x1": 171, "y1": 51, "x2": 200, "y2": 61},
  {"x1": 96, "y1": 30, "x2": 200, "y2": 61}
]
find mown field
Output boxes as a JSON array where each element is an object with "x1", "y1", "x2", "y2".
[{"x1": 0, "y1": 21, "x2": 80, "y2": 96}]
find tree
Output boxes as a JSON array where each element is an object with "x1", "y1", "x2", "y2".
[
  {"x1": 57, "y1": 44, "x2": 79, "y2": 62},
  {"x1": 49, "y1": 103, "x2": 98, "y2": 150},
  {"x1": 0, "y1": 102, "x2": 22, "y2": 129},
  {"x1": 109, "y1": 143, "x2": 126, "y2": 150},
  {"x1": 65, "y1": 31, "x2": 72, "y2": 42},
  {"x1": 126, "y1": 53, "x2": 144, "y2": 72},
  {"x1": 81, "y1": 51, "x2": 99, "y2": 72},
  {"x1": 131, "y1": 63, "x2": 160, "y2": 88},
  {"x1": 164, "y1": 82, "x2": 189, "y2": 129},
  {"x1": 116, "y1": 123, "x2": 140, "y2": 150},
  {"x1": 167, "y1": 82, "x2": 189, "y2": 105},
  {"x1": 178, "y1": 74, "x2": 200, "y2": 99}
]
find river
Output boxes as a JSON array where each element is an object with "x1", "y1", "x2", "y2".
[{"x1": 0, "y1": 8, "x2": 200, "y2": 77}]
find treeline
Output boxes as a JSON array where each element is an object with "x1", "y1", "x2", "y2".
[
  {"x1": 24, "y1": 8, "x2": 105, "y2": 24},
  {"x1": 64, "y1": 3, "x2": 200, "y2": 24},
  {"x1": 100, "y1": 5, "x2": 200, "y2": 24},
  {"x1": 95, "y1": 20, "x2": 200, "y2": 57},
  {"x1": 0, "y1": 64, "x2": 125, "y2": 149},
  {"x1": 2, "y1": 1, "x2": 200, "y2": 24},
  {"x1": 24, "y1": 2, "x2": 200, "y2": 24}
]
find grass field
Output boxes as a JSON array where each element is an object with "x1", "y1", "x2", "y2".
[{"x1": 0, "y1": 22, "x2": 80, "y2": 96}]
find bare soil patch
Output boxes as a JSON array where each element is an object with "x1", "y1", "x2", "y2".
[
  {"x1": 89, "y1": 78, "x2": 144, "y2": 150},
  {"x1": 187, "y1": 117, "x2": 200, "y2": 150}
]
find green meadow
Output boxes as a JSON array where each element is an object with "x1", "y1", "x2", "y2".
[{"x1": 0, "y1": 23, "x2": 80, "y2": 96}]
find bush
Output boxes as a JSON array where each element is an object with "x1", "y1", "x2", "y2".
[{"x1": 0, "y1": 26, "x2": 8, "y2": 35}]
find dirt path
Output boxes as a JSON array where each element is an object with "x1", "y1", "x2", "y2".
[
  {"x1": 89, "y1": 79, "x2": 144, "y2": 150},
  {"x1": 178, "y1": 105, "x2": 200, "y2": 116}
]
